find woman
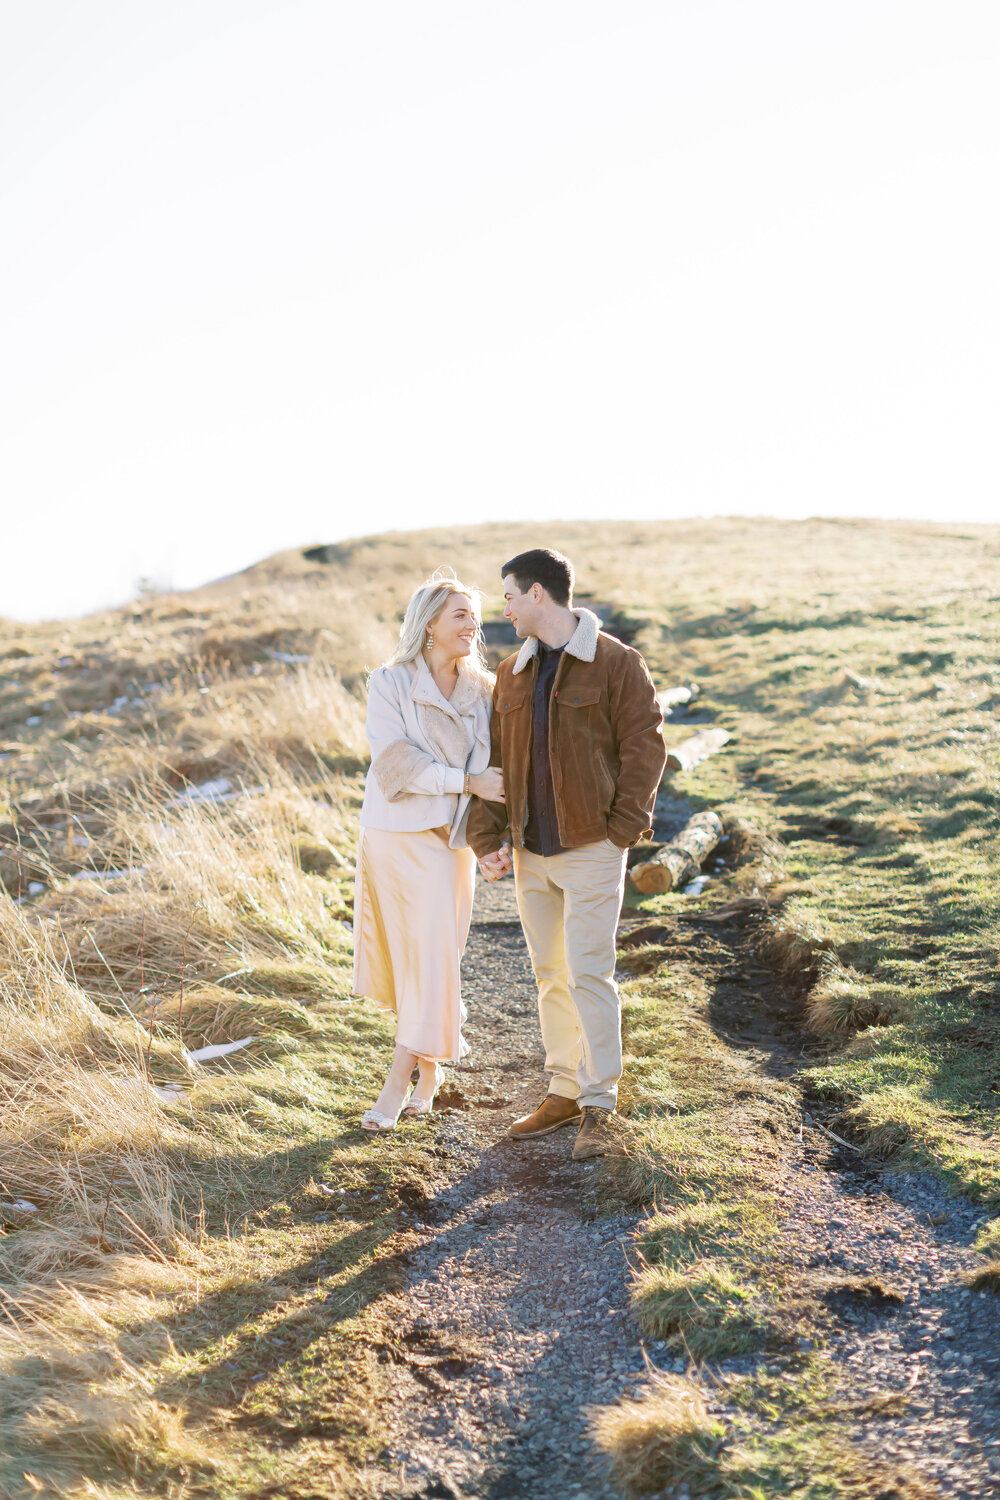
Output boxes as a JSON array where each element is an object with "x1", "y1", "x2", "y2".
[{"x1": 353, "y1": 569, "x2": 504, "y2": 1130}]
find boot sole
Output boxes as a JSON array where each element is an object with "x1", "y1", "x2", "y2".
[{"x1": 508, "y1": 1113, "x2": 582, "y2": 1140}]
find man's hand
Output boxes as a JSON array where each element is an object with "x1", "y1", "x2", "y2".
[{"x1": 478, "y1": 843, "x2": 512, "y2": 882}]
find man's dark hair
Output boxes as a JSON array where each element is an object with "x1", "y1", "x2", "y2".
[{"x1": 502, "y1": 548, "x2": 575, "y2": 607}]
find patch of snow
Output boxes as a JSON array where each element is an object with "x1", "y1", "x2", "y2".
[
  {"x1": 25, "y1": 716, "x2": 41, "y2": 726},
  {"x1": 27, "y1": 881, "x2": 44, "y2": 896},
  {"x1": 683, "y1": 875, "x2": 711, "y2": 896},
  {"x1": 1, "y1": 1199, "x2": 39, "y2": 1221},
  {"x1": 153, "y1": 1083, "x2": 188, "y2": 1102},
  {"x1": 185, "y1": 1036, "x2": 256, "y2": 1063},
  {"x1": 120, "y1": 1078, "x2": 189, "y2": 1104},
  {"x1": 165, "y1": 779, "x2": 264, "y2": 809},
  {"x1": 265, "y1": 649, "x2": 311, "y2": 664},
  {"x1": 71, "y1": 867, "x2": 146, "y2": 882},
  {"x1": 166, "y1": 777, "x2": 232, "y2": 806},
  {"x1": 217, "y1": 966, "x2": 253, "y2": 985}
]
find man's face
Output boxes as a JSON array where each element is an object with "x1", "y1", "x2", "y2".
[{"x1": 502, "y1": 574, "x2": 542, "y2": 638}]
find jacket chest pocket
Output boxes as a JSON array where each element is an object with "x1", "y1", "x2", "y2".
[
  {"x1": 499, "y1": 694, "x2": 530, "y2": 716},
  {"x1": 555, "y1": 687, "x2": 603, "y2": 711}
]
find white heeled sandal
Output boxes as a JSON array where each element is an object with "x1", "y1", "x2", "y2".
[
  {"x1": 361, "y1": 1094, "x2": 411, "y2": 1132},
  {"x1": 401, "y1": 1097, "x2": 433, "y2": 1118},
  {"x1": 401, "y1": 1063, "x2": 446, "y2": 1117}
]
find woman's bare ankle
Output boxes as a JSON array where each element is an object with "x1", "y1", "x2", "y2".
[
  {"x1": 409, "y1": 1059, "x2": 445, "y2": 1104},
  {"x1": 368, "y1": 1045, "x2": 417, "y2": 1116}
]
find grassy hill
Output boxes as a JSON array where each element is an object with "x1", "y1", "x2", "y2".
[{"x1": 1, "y1": 517, "x2": 998, "y2": 1496}]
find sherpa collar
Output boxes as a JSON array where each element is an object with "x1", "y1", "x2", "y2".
[{"x1": 511, "y1": 607, "x2": 602, "y2": 676}]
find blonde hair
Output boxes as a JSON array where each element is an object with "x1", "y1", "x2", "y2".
[{"x1": 383, "y1": 567, "x2": 493, "y2": 686}]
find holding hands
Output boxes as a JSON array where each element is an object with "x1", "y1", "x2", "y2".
[
  {"x1": 478, "y1": 843, "x2": 512, "y2": 882},
  {"x1": 470, "y1": 761, "x2": 508, "y2": 880}
]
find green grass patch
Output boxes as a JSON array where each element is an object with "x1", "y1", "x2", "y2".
[
  {"x1": 607, "y1": 971, "x2": 794, "y2": 1359},
  {"x1": 718, "y1": 1425, "x2": 936, "y2": 1499},
  {"x1": 593, "y1": 1355, "x2": 934, "y2": 1498},
  {"x1": 633, "y1": 1258, "x2": 769, "y2": 1358},
  {"x1": 630, "y1": 557, "x2": 1000, "y2": 1209}
]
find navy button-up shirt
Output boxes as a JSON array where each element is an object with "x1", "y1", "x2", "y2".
[{"x1": 524, "y1": 642, "x2": 566, "y2": 857}]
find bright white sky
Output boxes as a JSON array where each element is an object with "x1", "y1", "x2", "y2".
[{"x1": 2, "y1": 2, "x2": 998, "y2": 621}]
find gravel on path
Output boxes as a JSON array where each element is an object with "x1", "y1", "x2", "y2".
[
  {"x1": 359, "y1": 873, "x2": 642, "y2": 1499},
  {"x1": 666, "y1": 907, "x2": 1000, "y2": 1500},
  {"x1": 354, "y1": 868, "x2": 1000, "y2": 1500}
]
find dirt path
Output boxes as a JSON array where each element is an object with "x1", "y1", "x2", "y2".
[
  {"x1": 695, "y1": 906, "x2": 1000, "y2": 1497},
  {"x1": 359, "y1": 873, "x2": 645, "y2": 1499},
  {"x1": 353, "y1": 858, "x2": 1000, "y2": 1498}
]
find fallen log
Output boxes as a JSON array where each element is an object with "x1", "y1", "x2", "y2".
[
  {"x1": 629, "y1": 810, "x2": 724, "y2": 895},
  {"x1": 626, "y1": 840, "x2": 663, "y2": 868},
  {"x1": 665, "y1": 727, "x2": 731, "y2": 773}
]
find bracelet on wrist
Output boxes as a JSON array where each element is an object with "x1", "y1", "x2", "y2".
[{"x1": 463, "y1": 770, "x2": 471, "y2": 796}]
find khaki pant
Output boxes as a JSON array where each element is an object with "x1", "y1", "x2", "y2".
[{"x1": 514, "y1": 838, "x2": 628, "y2": 1111}]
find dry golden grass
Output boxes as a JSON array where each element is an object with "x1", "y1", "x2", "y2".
[
  {"x1": 155, "y1": 659, "x2": 369, "y2": 777},
  {"x1": 0, "y1": 612, "x2": 398, "y2": 1493},
  {"x1": 962, "y1": 1260, "x2": 1000, "y2": 1293},
  {"x1": 591, "y1": 1373, "x2": 724, "y2": 1496},
  {"x1": 145, "y1": 983, "x2": 318, "y2": 1047},
  {"x1": 3, "y1": 515, "x2": 1000, "y2": 1493},
  {"x1": 803, "y1": 964, "x2": 905, "y2": 1037}
]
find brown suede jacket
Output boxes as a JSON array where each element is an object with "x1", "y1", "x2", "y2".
[{"x1": 466, "y1": 608, "x2": 666, "y2": 856}]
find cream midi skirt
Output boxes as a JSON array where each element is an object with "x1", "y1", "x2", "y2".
[{"x1": 352, "y1": 826, "x2": 476, "y2": 1063}]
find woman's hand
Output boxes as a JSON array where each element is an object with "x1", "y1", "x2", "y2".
[
  {"x1": 478, "y1": 843, "x2": 512, "y2": 881},
  {"x1": 469, "y1": 767, "x2": 505, "y2": 802}
]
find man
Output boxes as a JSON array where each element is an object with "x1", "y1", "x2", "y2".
[{"x1": 467, "y1": 548, "x2": 666, "y2": 1160}]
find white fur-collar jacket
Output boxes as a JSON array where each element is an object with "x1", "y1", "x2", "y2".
[{"x1": 359, "y1": 657, "x2": 493, "y2": 849}]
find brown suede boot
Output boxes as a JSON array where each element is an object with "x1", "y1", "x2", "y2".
[
  {"x1": 508, "y1": 1093, "x2": 582, "y2": 1140},
  {"x1": 572, "y1": 1105, "x2": 615, "y2": 1160}
]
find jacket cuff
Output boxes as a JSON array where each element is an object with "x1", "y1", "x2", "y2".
[
  {"x1": 608, "y1": 821, "x2": 650, "y2": 849},
  {"x1": 443, "y1": 766, "x2": 466, "y2": 794},
  {"x1": 468, "y1": 827, "x2": 510, "y2": 859}
]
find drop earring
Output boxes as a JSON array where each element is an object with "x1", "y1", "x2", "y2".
[{"x1": 426, "y1": 629, "x2": 434, "y2": 651}]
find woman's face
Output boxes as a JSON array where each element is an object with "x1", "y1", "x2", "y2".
[{"x1": 431, "y1": 592, "x2": 479, "y2": 658}]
